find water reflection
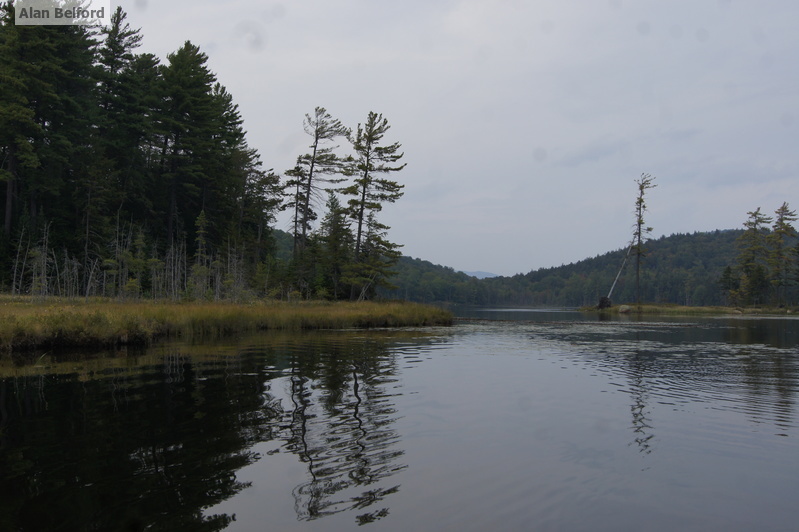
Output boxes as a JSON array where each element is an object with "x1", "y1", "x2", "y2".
[
  {"x1": 520, "y1": 316, "x2": 799, "y2": 447},
  {"x1": 2, "y1": 316, "x2": 798, "y2": 530},
  {"x1": 0, "y1": 350, "x2": 261, "y2": 531},
  {"x1": 283, "y1": 339, "x2": 405, "y2": 523},
  {"x1": 0, "y1": 331, "x2": 444, "y2": 530},
  {"x1": 627, "y1": 353, "x2": 655, "y2": 455}
]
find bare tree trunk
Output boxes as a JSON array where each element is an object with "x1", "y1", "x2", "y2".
[
  {"x1": 3, "y1": 145, "x2": 17, "y2": 237},
  {"x1": 11, "y1": 227, "x2": 26, "y2": 295},
  {"x1": 52, "y1": 249, "x2": 61, "y2": 296}
]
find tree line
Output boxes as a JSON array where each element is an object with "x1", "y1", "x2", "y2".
[
  {"x1": 379, "y1": 172, "x2": 798, "y2": 309},
  {"x1": 721, "y1": 202, "x2": 799, "y2": 307},
  {"x1": 0, "y1": 5, "x2": 406, "y2": 301},
  {"x1": 383, "y1": 211, "x2": 799, "y2": 309},
  {"x1": 381, "y1": 230, "x2": 747, "y2": 307}
]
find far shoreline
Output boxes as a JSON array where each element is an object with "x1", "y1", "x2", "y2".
[{"x1": 581, "y1": 303, "x2": 798, "y2": 316}]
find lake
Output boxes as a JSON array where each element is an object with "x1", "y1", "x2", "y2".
[{"x1": 1, "y1": 308, "x2": 798, "y2": 531}]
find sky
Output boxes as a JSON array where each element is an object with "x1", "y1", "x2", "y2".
[{"x1": 115, "y1": 0, "x2": 798, "y2": 277}]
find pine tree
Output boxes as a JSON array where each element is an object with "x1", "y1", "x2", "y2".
[
  {"x1": 766, "y1": 202, "x2": 797, "y2": 306},
  {"x1": 342, "y1": 212, "x2": 403, "y2": 301},
  {"x1": 0, "y1": 3, "x2": 42, "y2": 239},
  {"x1": 283, "y1": 165, "x2": 310, "y2": 255},
  {"x1": 155, "y1": 41, "x2": 221, "y2": 250},
  {"x1": 76, "y1": 7, "x2": 146, "y2": 271},
  {"x1": 341, "y1": 112, "x2": 406, "y2": 299},
  {"x1": 0, "y1": 7, "x2": 99, "y2": 278},
  {"x1": 294, "y1": 107, "x2": 349, "y2": 253},
  {"x1": 735, "y1": 207, "x2": 773, "y2": 305},
  {"x1": 234, "y1": 152, "x2": 282, "y2": 262},
  {"x1": 95, "y1": 6, "x2": 150, "y2": 217},
  {"x1": 121, "y1": 52, "x2": 161, "y2": 215},
  {"x1": 343, "y1": 112, "x2": 406, "y2": 256},
  {"x1": 35, "y1": 24, "x2": 99, "y2": 248},
  {"x1": 316, "y1": 192, "x2": 353, "y2": 299}
]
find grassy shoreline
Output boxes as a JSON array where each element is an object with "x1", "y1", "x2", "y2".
[
  {"x1": 0, "y1": 297, "x2": 453, "y2": 352},
  {"x1": 582, "y1": 303, "x2": 798, "y2": 316}
]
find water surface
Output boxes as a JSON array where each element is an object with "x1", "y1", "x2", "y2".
[{"x1": 1, "y1": 310, "x2": 797, "y2": 530}]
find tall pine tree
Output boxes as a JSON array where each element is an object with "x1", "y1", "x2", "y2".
[
  {"x1": 341, "y1": 111, "x2": 406, "y2": 299},
  {"x1": 735, "y1": 207, "x2": 773, "y2": 305},
  {"x1": 766, "y1": 202, "x2": 797, "y2": 306}
]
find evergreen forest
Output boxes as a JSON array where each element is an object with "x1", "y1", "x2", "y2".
[{"x1": 0, "y1": 5, "x2": 406, "y2": 301}]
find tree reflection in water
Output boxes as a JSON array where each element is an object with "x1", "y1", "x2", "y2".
[
  {"x1": 534, "y1": 318, "x2": 799, "y2": 458},
  {"x1": 627, "y1": 354, "x2": 655, "y2": 455},
  {"x1": 284, "y1": 340, "x2": 405, "y2": 524},
  {"x1": 0, "y1": 352, "x2": 267, "y2": 531},
  {"x1": 0, "y1": 331, "x2": 416, "y2": 530}
]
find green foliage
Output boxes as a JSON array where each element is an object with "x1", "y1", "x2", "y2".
[
  {"x1": 315, "y1": 193, "x2": 354, "y2": 300},
  {"x1": 288, "y1": 107, "x2": 349, "y2": 255},
  {"x1": 723, "y1": 203, "x2": 799, "y2": 307},
  {"x1": 339, "y1": 112, "x2": 406, "y2": 299},
  {"x1": 766, "y1": 202, "x2": 798, "y2": 305},
  {"x1": 0, "y1": 9, "x2": 405, "y2": 303},
  {"x1": 342, "y1": 111, "x2": 406, "y2": 257},
  {"x1": 381, "y1": 230, "x2": 745, "y2": 307},
  {"x1": 0, "y1": 8, "x2": 298, "y2": 301}
]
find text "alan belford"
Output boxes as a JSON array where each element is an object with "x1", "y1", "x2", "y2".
[{"x1": 17, "y1": 6, "x2": 106, "y2": 20}]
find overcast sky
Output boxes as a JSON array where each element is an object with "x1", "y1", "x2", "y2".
[{"x1": 117, "y1": 0, "x2": 798, "y2": 276}]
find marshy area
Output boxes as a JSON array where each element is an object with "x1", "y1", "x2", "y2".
[{"x1": 0, "y1": 296, "x2": 453, "y2": 353}]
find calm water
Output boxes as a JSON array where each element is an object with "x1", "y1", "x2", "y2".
[{"x1": 1, "y1": 309, "x2": 798, "y2": 531}]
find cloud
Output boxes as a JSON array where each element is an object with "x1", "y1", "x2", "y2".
[{"x1": 119, "y1": 0, "x2": 799, "y2": 275}]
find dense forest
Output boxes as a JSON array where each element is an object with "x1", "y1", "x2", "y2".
[
  {"x1": 382, "y1": 223, "x2": 799, "y2": 308},
  {"x1": 0, "y1": 5, "x2": 405, "y2": 301}
]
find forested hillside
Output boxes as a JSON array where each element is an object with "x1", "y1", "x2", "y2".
[{"x1": 383, "y1": 230, "x2": 746, "y2": 307}]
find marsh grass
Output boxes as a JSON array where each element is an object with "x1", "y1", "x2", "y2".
[
  {"x1": 0, "y1": 297, "x2": 453, "y2": 352},
  {"x1": 583, "y1": 302, "x2": 798, "y2": 316}
]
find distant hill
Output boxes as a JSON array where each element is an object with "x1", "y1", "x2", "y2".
[
  {"x1": 461, "y1": 271, "x2": 499, "y2": 279},
  {"x1": 381, "y1": 230, "x2": 744, "y2": 307}
]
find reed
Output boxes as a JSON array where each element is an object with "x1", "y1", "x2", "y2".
[{"x1": 0, "y1": 297, "x2": 453, "y2": 352}]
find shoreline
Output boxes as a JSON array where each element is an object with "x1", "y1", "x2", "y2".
[
  {"x1": 0, "y1": 297, "x2": 453, "y2": 353},
  {"x1": 581, "y1": 303, "x2": 798, "y2": 316}
]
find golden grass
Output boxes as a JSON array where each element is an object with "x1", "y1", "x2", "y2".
[{"x1": 0, "y1": 296, "x2": 453, "y2": 352}]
